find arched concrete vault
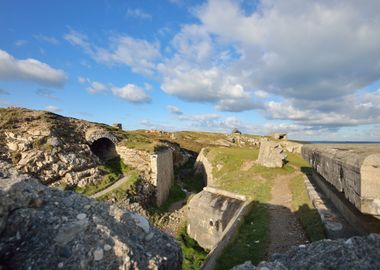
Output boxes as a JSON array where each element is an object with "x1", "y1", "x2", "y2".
[{"x1": 85, "y1": 128, "x2": 118, "y2": 161}]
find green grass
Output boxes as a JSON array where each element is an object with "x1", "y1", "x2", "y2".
[
  {"x1": 215, "y1": 202, "x2": 270, "y2": 269},
  {"x1": 97, "y1": 170, "x2": 140, "y2": 201},
  {"x1": 159, "y1": 183, "x2": 187, "y2": 212},
  {"x1": 206, "y1": 147, "x2": 294, "y2": 198},
  {"x1": 177, "y1": 225, "x2": 208, "y2": 270},
  {"x1": 289, "y1": 174, "x2": 325, "y2": 241},
  {"x1": 74, "y1": 157, "x2": 131, "y2": 196}
]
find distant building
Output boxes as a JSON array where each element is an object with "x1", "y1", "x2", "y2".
[
  {"x1": 112, "y1": 123, "x2": 122, "y2": 130},
  {"x1": 231, "y1": 128, "x2": 242, "y2": 135},
  {"x1": 271, "y1": 133, "x2": 288, "y2": 140}
]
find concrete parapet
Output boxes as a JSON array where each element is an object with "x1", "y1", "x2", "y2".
[
  {"x1": 302, "y1": 144, "x2": 380, "y2": 216},
  {"x1": 187, "y1": 189, "x2": 248, "y2": 251}
]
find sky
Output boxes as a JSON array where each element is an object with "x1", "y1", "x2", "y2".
[{"x1": 1, "y1": 0, "x2": 380, "y2": 141}]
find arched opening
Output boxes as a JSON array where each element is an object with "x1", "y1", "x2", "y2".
[{"x1": 90, "y1": 137, "x2": 118, "y2": 161}]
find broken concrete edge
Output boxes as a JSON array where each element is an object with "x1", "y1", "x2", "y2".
[
  {"x1": 308, "y1": 171, "x2": 380, "y2": 235},
  {"x1": 204, "y1": 186, "x2": 247, "y2": 202},
  {"x1": 194, "y1": 148, "x2": 214, "y2": 186},
  {"x1": 200, "y1": 199, "x2": 254, "y2": 270},
  {"x1": 303, "y1": 174, "x2": 357, "y2": 239}
]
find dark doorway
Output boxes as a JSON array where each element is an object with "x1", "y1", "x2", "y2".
[{"x1": 90, "y1": 138, "x2": 118, "y2": 161}]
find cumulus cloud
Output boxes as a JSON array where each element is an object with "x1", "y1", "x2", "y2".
[
  {"x1": 167, "y1": 105, "x2": 183, "y2": 115},
  {"x1": 0, "y1": 49, "x2": 67, "y2": 87},
  {"x1": 112, "y1": 84, "x2": 151, "y2": 103},
  {"x1": 87, "y1": 81, "x2": 107, "y2": 94},
  {"x1": 64, "y1": 30, "x2": 160, "y2": 75},
  {"x1": 197, "y1": 0, "x2": 380, "y2": 100}
]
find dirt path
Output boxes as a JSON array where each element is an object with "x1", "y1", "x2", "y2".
[
  {"x1": 91, "y1": 174, "x2": 130, "y2": 199},
  {"x1": 267, "y1": 172, "x2": 308, "y2": 256}
]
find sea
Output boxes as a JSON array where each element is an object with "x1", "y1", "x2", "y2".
[{"x1": 307, "y1": 141, "x2": 380, "y2": 144}]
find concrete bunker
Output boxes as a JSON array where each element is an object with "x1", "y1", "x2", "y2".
[
  {"x1": 89, "y1": 137, "x2": 117, "y2": 161},
  {"x1": 85, "y1": 128, "x2": 118, "y2": 161}
]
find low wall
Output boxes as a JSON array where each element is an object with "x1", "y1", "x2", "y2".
[
  {"x1": 200, "y1": 195, "x2": 252, "y2": 270},
  {"x1": 302, "y1": 144, "x2": 380, "y2": 216}
]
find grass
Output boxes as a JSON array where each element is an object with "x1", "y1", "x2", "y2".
[
  {"x1": 74, "y1": 157, "x2": 131, "y2": 196},
  {"x1": 206, "y1": 147, "x2": 294, "y2": 198},
  {"x1": 159, "y1": 183, "x2": 187, "y2": 212},
  {"x1": 97, "y1": 170, "x2": 140, "y2": 201},
  {"x1": 177, "y1": 224, "x2": 208, "y2": 270},
  {"x1": 289, "y1": 174, "x2": 325, "y2": 241},
  {"x1": 215, "y1": 202, "x2": 270, "y2": 269},
  {"x1": 214, "y1": 156, "x2": 273, "y2": 270}
]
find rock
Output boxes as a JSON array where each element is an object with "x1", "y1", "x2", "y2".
[
  {"x1": 93, "y1": 248, "x2": 104, "y2": 261},
  {"x1": 0, "y1": 174, "x2": 182, "y2": 269},
  {"x1": 257, "y1": 141, "x2": 287, "y2": 168},
  {"x1": 231, "y1": 234, "x2": 380, "y2": 270},
  {"x1": 271, "y1": 133, "x2": 288, "y2": 140},
  {"x1": 104, "y1": 244, "x2": 112, "y2": 251},
  {"x1": 76, "y1": 213, "x2": 87, "y2": 220},
  {"x1": 231, "y1": 128, "x2": 242, "y2": 134}
]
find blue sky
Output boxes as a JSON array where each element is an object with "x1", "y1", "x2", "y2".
[{"x1": 1, "y1": 0, "x2": 380, "y2": 141}]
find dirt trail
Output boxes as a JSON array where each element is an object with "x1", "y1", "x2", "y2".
[
  {"x1": 267, "y1": 172, "x2": 308, "y2": 256},
  {"x1": 91, "y1": 174, "x2": 130, "y2": 199}
]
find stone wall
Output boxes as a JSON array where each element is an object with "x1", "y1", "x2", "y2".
[
  {"x1": 302, "y1": 144, "x2": 380, "y2": 216},
  {"x1": 186, "y1": 188, "x2": 247, "y2": 250},
  {"x1": 151, "y1": 149, "x2": 174, "y2": 206},
  {"x1": 116, "y1": 145, "x2": 152, "y2": 180},
  {"x1": 116, "y1": 145, "x2": 174, "y2": 207}
]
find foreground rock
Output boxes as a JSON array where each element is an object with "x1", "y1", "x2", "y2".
[
  {"x1": 231, "y1": 234, "x2": 380, "y2": 270},
  {"x1": 257, "y1": 141, "x2": 287, "y2": 168},
  {"x1": 302, "y1": 144, "x2": 380, "y2": 216},
  {"x1": 0, "y1": 171, "x2": 182, "y2": 269}
]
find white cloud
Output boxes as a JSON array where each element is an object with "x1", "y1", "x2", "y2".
[
  {"x1": 0, "y1": 49, "x2": 67, "y2": 87},
  {"x1": 167, "y1": 105, "x2": 183, "y2": 115},
  {"x1": 15, "y1": 40, "x2": 27, "y2": 47},
  {"x1": 64, "y1": 30, "x2": 160, "y2": 76},
  {"x1": 126, "y1": 8, "x2": 151, "y2": 19},
  {"x1": 112, "y1": 84, "x2": 151, "y2": 103},
  {"x1": 255, "y1": 90, "x2": 268, "y2": 99},
  {"x1": 87, "y1": 81, "x2": 107, "y2": 94},
  {"x1": 179, "y1": 113, "x2": 220, "y2": 122},
  {"x1": 45, "y1": 105, "x2": 61, "y2": 113},
  {"x1": 34, "y1": 34, "x2": 59, "y2": 45},
  {"x1": 78, "y1": 76, "x2": 88, "y2": 84}
]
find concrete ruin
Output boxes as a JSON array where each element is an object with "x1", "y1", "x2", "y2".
[
  {"x1": 116, "y1": 145, "x2": 174, "y2": 207},
  {"x1": 302, "y1": 144, "x2": 380, "y2": 216},
  {"x1": 271, "y1": 133, "x2": 288, "y2": 140},
  {"x1": 85, "y1": 128, "x2": 118, "y2": 161},
  {"x1": 187, "y1": 187, "x2": 249, "y2": 250},
  {"x1": 194, "y1": 148, "x2": 215, "y2": 186},
  {"x1": 257, "y1": 141, "x2": 287, "y2": 168}
]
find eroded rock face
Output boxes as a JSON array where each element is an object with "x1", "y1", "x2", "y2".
[
  {"x1": 302, "y1": 144, "x2": 380, "y2": 215},
  {"x1": 0, "y1": 171, "x2": 182, "y2": 270},
  {"x1": 194, "y1": 148, "x2": 214, "y2": 186},
  {"x1": 257, "y1": 141, "x2": 287, "y2": 168},
  {"x1": 0, "y1": 109, "x2": 112, "y2": 186},
  {"x1": 231, "y1": 234, "x2": 380, "y2": 270}
]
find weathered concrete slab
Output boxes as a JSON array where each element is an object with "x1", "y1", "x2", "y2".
[
  {"x1": 302, "y1": 144, "x2": 380, "y2": 216},
  {"x1": 187, "y1": 189, "x2": 246, "y2": 250},
  {"x1": 257, "y1": 141, "x2": 287, "y2": 168}
]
